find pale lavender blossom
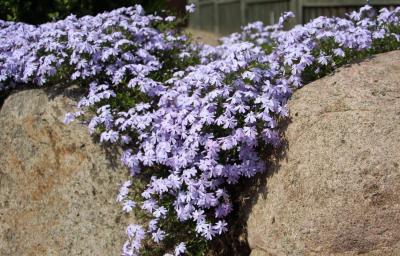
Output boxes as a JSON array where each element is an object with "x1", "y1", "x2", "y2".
[
  {"x1": 174, "y1": 242, "x2": 186, "y2": 256},
  {"x1": 123, "y1": 200, "x2": 136, "y2": 213},
  {"x1": 185, "y1": 3, "x2": 196, "y2": 13},
  {"x1": 152, "y1": 228, "x2": 166, "y2": 243},
  {"x1": 165, "y1": 16, "x2": 176, "y2": 22}
]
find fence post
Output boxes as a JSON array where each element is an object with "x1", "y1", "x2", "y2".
[
  {"x1": 214, "y1": 0, "x2": 220, "y2": 34},
  {"x1": 240, "y1": 0, "x2": 247, "y2": 26},
  {"x1": 191, "y1": 0, "x2": 200, "y2": 29},
  {"x1": 289, "y1": 0, "x2": 297, "y2": 26},
  {"x1": 297, "y1": 0, "x2": 304, "y2": 24}
]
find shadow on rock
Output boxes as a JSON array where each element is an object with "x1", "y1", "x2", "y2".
[{"x1": 207, "y1": 116, "x2": 292, "y2": 256}]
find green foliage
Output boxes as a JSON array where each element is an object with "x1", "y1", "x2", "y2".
[
  {"x1": 301, "y1": 28, "x2": 400, "y2": 84},
  {"x1": 0, "y1": 0, "x2": 168, "y2": 24}
]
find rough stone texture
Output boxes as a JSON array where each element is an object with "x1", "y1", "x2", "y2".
[
  {"x1": 0, "y1": 87, "x2": 132, "y2": 256},
  {"x1": 247, "y1": 51, "x2": 400, "y2": 256}
]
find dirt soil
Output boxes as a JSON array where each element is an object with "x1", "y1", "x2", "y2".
[{"x1": 186, "y1": 28, "x2": 221, "y2": 46}]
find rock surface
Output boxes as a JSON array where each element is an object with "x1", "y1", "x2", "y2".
[
  {"x1": 247, "y1": 51, "x2": 400, "y2": 256},
  {"x1": 0, "y1": 87, "x2": 132, "y2": 256}
]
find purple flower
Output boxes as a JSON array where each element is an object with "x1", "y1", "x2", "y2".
[
  {"x1": 185, "y1": 4, "x2": 196, "y2": 13},
  {"x1": 152, "y1": 228, "x2": 166, "y2": 243},
  {"x1": 174, "y1": 242, "x2": 186, "y2": 256},
  {"x1": 117, "y1": 181, "x2": 131, "y2": 202},
  {"x1": 153, "y1": 206, "x2": 167, "y2": 219},
  {"x1": 63, "y1": 112, "x2": 76, "y2": 124},
  {"x1": 333, "y1": 48, "x2": 345, "y2": 57},
  {"x1": 165, "y1": 16, "x2": 176, "y2": 22},
  {"x1": 122, "y1": 200, "x2": 136, "y2": 213},
  {"x1": 213, "y1": 220, "x2": 228, "y2": 235}
]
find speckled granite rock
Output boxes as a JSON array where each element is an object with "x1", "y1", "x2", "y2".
[
  {"x1": 247, "y1": 51, "x2": 400, "y2": 256},
  {"x1": 0, "y1": 87, "x2": 132, "y2": 256}
]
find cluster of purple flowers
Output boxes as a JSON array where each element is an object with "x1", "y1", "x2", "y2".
[
  {"x1": 103, "y1": 5, "x2": 400, "y2": 255},
  {"x1": 1, "y1": 4, "x2": 400, "y2": 255},
  {"x1": 0, "y1": 5, "x2": 191, "y2": 92},
  {"x1": 223, "y1": 5, "x2": 400, "y2": 86}
]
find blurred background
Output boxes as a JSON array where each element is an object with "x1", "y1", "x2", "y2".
[
  {"x1": 0, "y1": 0, "x2": 186, "y2": 24},
  {"x1": 188, "y1": 0, "x2": 400, "y2": 35},
  {"x1": 1, "y1": 0, "x2": 400, "y2": 36}
]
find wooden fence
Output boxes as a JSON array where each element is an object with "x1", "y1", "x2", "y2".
[{"x1": 188, "y1": 0, "x2": 400, "y2": 35}]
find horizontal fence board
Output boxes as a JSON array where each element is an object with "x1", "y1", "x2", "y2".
[
  {"x1": 218, "y1": 0, "x2": 242, "y2": 3},
  {"x1": 198, "y1": 0, "x2": 214, "y2": 3},
  {"x1": 244, "y1": 0, "x2": 288, "y2": 3}
]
